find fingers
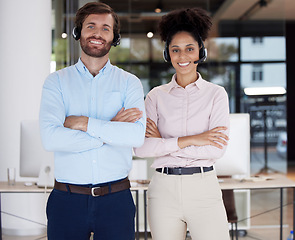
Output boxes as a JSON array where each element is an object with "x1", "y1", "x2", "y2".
[
  {"x1": 208, "y1": 133, "x2": 228, "y2": 145},
  {"x1": 146, "y1": 119, "x2": 157, "y2": 132},
  {"x1": 117, "y1": 107, "x2": 125, "y2": 115},
  {"x1": 145, "y1": 132, "x2": 153, "y2": 138},
  {"x1": 113, "y1": 108, "x2": 143, "y2": 123},
  {"x1": 210, "y1": 141, "x2": 224, "y2": 149},
  {"x1": 145, "y1": 118, "x2": 161, "y2": 138},
  {"x1": 209, "y1": 131, "x2": 229, "y2": 148},
  {"x1": 205, "y1": 135, "x2": 227, "y2": 149},
  {"x1": 111, "y1": 107, "x2": 124, "y2": 121},
  {"x1": 123, "y1": 108, "x2": 143, "y2": 122},
  {"x1": 210, "y1": 126, "x2": 229, "y2": 141},
  {"x1": 211, "y1": 136, "x2": 228, "y2": 146},
  {"x1": 213, "y1": 132, "x2": 229, "y2": 141},
  {"x1": 145, "y1": 124, "x2": 157, "y2": 137},
  {"x1": 198, "y1": 126, "x2": 229, "y2": 148},
  {"x1": 147, "y1": 118, "x2": 157, "y2": 127},
  {"x1": 64, "y1": 116, "x2": 88, "y2": 131},
  {"x1": 211, "y1": 126, "x2": 227, "y2": 133}
]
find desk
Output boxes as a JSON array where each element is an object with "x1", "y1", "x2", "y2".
[
  {"x1": 0, "y1": 182, "x2": 148, "y2": 240},
  {"x1": 1, "y1": 175, "x2": 295, "y2": 240},
  {"x1": 132, "y1": 174, "x2": 295, "y2": 240},
  {"x1": 0, "y1": 182, "x2": 49, "y2": 240},
  {"x1": 219, "y1": 174, "x2": 295, "y2": 240}
]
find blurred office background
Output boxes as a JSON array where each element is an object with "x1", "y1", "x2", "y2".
[
  {"x1": 1, "y1": 0, "x2": 295, "y2": 239},
  {"x1": 1, "y1": 0, "x2": 294, "y2": 183},
  {"x1": 49, "y1": 0, "x2": 293, "y2": 171}
]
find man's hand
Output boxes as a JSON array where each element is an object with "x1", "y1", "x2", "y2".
[
  {"x1": 145, "y1": 118, "x2": 161, "y2": 138},
  {"x1": 64, "y1": 116, "x2": 88, "y2": 132},
  {"x1": 111, "y1": 107, "x2": 143, "y2": 123}
]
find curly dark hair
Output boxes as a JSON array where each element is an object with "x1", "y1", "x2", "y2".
[
  {"x1": 158, "y1": 8, "x2": 212, "y2": 46},
  {"x1": 75, "y1": 2, "x2": 120, "y2": 38}
]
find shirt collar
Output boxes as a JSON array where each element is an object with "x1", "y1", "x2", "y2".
[
  {"x1": 75, "y1": 58, "x2": 112, "y2": 77},
  {"x1": 166, "y1": 72, "x2": 205, "y2": 93}
]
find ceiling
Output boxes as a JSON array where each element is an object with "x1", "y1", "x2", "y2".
[
  {"x1": 100, "y1": 0, "x2": 226, "y2": 35},
  {"x1": 99, "y1": 0, "x2": 295, "y2": 36},
  {"x1": 100, "y1": 0, "x2": 225, "y2": 14}
]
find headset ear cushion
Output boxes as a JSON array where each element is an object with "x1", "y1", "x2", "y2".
[
  {"x1": 198, "y1": 48, "x2": 207, "y2": 63},
  {"x1": 163, "y1": 43, "x2": 171, "y2": 62},
  {"x1": 72, "y1": 27, "x2": 80, "y2": 40},
  {"x1": 199, "y1": 46, "x2": 206, "y2": 59},
  {"x1": 112, "y1": 33, "x2": 121, "y2": 47}
]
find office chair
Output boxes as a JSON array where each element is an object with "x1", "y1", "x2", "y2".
[{"x1": 222, "y1": 189, "x2": 239, "y2": 240}]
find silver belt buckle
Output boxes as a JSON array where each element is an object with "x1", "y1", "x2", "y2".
[{"x1": 91, "y1": 186, "x2": 101, "y2": 197}]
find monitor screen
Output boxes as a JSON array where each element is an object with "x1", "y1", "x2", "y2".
[
  {"x1": 214, "y1": 113, "x2": 250, "y2": 177},
  {"x1": 20, "y1": 120, "x2": 54, "y2": 178}
]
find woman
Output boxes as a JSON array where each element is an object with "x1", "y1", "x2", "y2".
[{"x1": 134, "y1": 8, "x2": 230, "y2": 240}]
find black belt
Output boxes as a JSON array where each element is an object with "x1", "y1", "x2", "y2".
[
  {"x1": 156, "y1": 166, "x2": 214, "y2": 175},
  {"x1": 54, "y1": 177, "x2": 130, "y2": 197}
]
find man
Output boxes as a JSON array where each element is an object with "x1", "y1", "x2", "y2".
[{"x1": 39, "y1": 2, "x2": 146, "y2": 240}]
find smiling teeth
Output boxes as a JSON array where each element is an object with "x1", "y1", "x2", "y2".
[
  {"x1": 90, "y1": 40, "x2": 102, "y2": 44},
  {"x1": 178, "y1": 62, "x2": 189, "y2": 66}
]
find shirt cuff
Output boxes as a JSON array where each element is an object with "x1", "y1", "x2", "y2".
[
  {"x1": 86, "y1": 117, "x2": 105, "y2": 139},
  {"x1": 90, "y1": 136, "x2": 104, "y2": 148},
  {"x1": 86, "y1": 117, "x2": 105, "y2": 147},
  {"x1": 164, "y1": 137, "x2": 180, "y2": 152}
]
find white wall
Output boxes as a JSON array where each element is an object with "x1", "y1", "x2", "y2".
[
  {"x1": 0, "y1": 0, "x2": 51, "y2": 182},
  {"x1": 0, "y1": 0, "x2": 52, "y2": 235}
]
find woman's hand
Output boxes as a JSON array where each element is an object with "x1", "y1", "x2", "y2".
[
  {"x1": 178, "y1": 126, "x2": 229, "y2": 149},
  {"x1": 145, "y1": 118, "x2": 162, "y2": 138}
]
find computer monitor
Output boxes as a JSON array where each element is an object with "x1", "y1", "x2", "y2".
[
  {"x1": 20, "y1": 120, "x2": 54, "y2": 187},
  {"x1": 214, "y1": 113, "x2": 250, "y2": 177}
]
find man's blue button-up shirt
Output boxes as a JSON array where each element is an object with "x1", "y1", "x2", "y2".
[{"x1": 39, "y1": 59, "x2": 146, "y2": 184}]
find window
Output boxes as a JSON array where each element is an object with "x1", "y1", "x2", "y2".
[
  {"x1": 207, "y1": 37, "x2": 238, "y2": 62},
  {"x1": 241, "y1": 37, "x2": 286, "y2": 61},
  {"x1": 252, "y1": 64, "x2": 263, "y2": 82},
  {"x1": 252, "y1": 37, "x2": 263, "y2": 44}
]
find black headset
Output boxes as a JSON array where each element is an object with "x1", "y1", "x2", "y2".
[
  {"x1": 72, "y1": 26, "x2": 121, "y2": 47},
  {"x1": 163, "y1": 33, "x2": 207, "y2": 64}
]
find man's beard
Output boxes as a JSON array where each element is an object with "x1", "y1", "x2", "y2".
[{"x1": 80, "y1": 36, "x2": 112, "y2": 58}]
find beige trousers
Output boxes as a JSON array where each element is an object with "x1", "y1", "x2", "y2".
[{"x1": 147, "y1": 169, "x2": 230, "y2": 240}]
